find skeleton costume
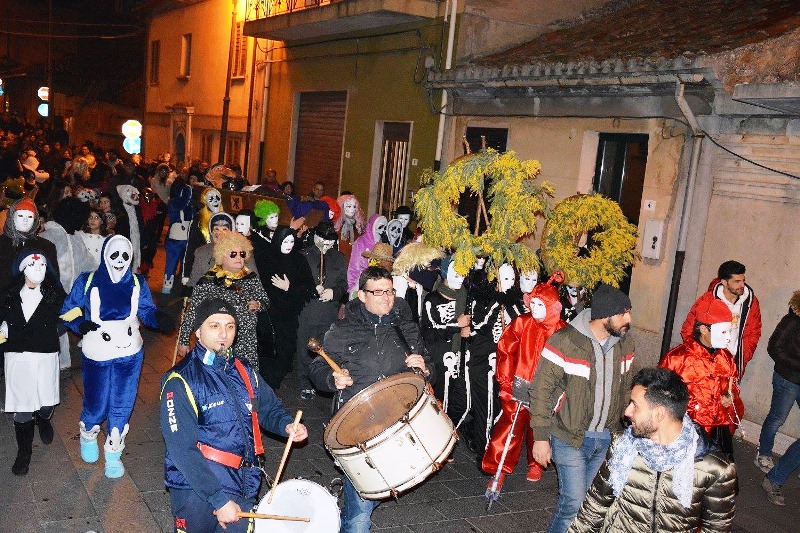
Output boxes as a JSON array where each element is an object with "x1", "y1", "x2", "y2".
[
  {"x1": 182, "y1": 187, "x2": 223, "y2": 286},
  {"x1": 465, "y1": 263, "x2": 525, "y2": 455},
  {"x1": 61, "y1": 235, "x2": 173, "y2": 478}
]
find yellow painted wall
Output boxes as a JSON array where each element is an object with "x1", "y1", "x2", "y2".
[{"x1": 262, "y1": 21, "x2": 444, "y2": 208}]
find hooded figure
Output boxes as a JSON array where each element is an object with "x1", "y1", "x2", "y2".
[
  {"x1": 116, "y1": 184, "x2": 144, "y2": 274},
  {"x1": 61, "y1": 235, "x2": 174, "y2": 479},
  {"x1": 254, "y1": 226, "x2": 316, "y2": 389},
  {"x1": 1, "y1": 250, "x2": 66, "y2": 476},
  {"x1": 481, "y1": 272, "x2": 567, "y2": 487},
  {"x1": 335, "y1": 194, "x2": 365, "y2": 260},
  {"x1": 163, "y1": 181, "x2": 195, "y2": 294},
  {"x1": 182, "y1": 187, "x2": 223, "y2": 286},
  {"x1": 347, "y1": 213, "x2": 388, "y2": 293},
  {"x1": 0, "y1": 198, "x2": 60, "y2": 293}
]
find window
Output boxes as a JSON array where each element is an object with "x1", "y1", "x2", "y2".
[
  {"x1": 226, "y1": 136, "x2": 242, "y2": 167},
  {"x1": 201, "y1": 132, "x2": 214, "y2": 165},
  {"x1": 150, "y1": 40, "x2": 160, "y2": 85},
  {"x1": 180, "y1": 33, "x2": 192, "y2": 78},
  {"x1": 232, "y1": 22, "x2": 248, "y2": 79}
]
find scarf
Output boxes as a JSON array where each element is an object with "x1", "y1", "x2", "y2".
[
  {"x1": 608, "y1": 414, "x2": 698, "y2": 508},
  {"x1": 208, "y1": 264, "x2": 251, "y2": 288},
  {"x1": 341, "y1": 215, "x2": 356, "y2": 243}
]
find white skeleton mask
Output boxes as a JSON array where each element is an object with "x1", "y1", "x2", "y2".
[
  {"x1": 343, "y1": 199, "x2": 357, "y2": 218},
  {"x1": 280, "y1": 234, "x2": 295, "y2": 255},
  {"x1": 566, "y1": 285, "x2": 584, "y2": 305},
  {"x1": 473, "y1": 257, "x2": 486, "y2": 270},
  {"x1": 372, "y1": 216, "x2": 388, "y2": 242},
  {"x1": 443, "y1": 351, "x2": 460, "y2": 379},
  {"x1": 396, "y1": 213, "x2": 411, "y2": 228},
  {"x1": 104, "y1": 236, "x2": 133, "y2": 283},
  {"x1": 710, "y1": 321, "x2": 733, "y2": 350},
  {"x1": 446, "y1": 262, "x2": 464, "y2": 290},
  {"x1": 498, "y1": 263, "x2": 515, "y2": 293},
  {"x1": 386, "y1": 220, "x2": 403, "y2": 248},
  {"x1": 265, "y1": 213, "x2": 279, "y2": 231},
  {"x1": 235, "y1": 215, "x2": 252, "y2": 236},
  {"x1": 21, "y1": 253, "x2": 47, "y2": 285},
  {"x1": 117, "y1": 185, "x2": 139, "y2": 206},
  {"x1": 205, "y1": 190, "x2": 222, "y2": 214},
  {"x1": 520, "y1": 271, "x2": 538, "y2": 293},
  {"x1": 529, "y1": 297, "x2": 547, "y2": 321},
  {"x1": 314, "y1": 235, "x2": 335, "y2": 254},
  {"x1": 14, "y1": 210, "x2": 36, "y2": 233}
]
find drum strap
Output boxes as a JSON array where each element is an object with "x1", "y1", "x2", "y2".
[
  {"x1": 196, "y1": 442, "x2": 245, "y2": 468},
  {"x1": 233, "y1": 358, "x2": 265, "y2": 457}
]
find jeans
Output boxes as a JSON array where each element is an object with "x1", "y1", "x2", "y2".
[
  {"x1": 768, "y1": 437, "x2": 800, "y2": 485},
  {"x1": 548, "y1": 432, "x2": 611, "y2": 533},
  {"x1": 342, "y1": 476, "x2": 379, "y2": 533},
  {"x1": 759, "y1": 372, "x2": 800, "y2": 456}
]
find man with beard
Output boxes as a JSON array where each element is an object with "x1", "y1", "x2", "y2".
[
  {"x1": 529, "y1": 283, "x2": 636, "y2": 533},
  {"x1": 567, "y1": 368, "x2": 736, "y2": 532}
]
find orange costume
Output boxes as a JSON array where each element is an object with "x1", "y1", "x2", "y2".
[
  {"x1": 482, "y1": 276, "x2": 566, "y2": 477},
  {"x1": 659, "y1": 338, "x2": 744, "y2": 434}
]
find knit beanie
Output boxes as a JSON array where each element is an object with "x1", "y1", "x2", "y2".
[
  {"x1": 695, "y1": 298, "x2": 732, "y2": 325},
  {"x1": 193, "y1": 298, "x2": 238, "y2": 330},
  {"x1": 590, "y1": 283, "x2": 632, "y2": 320}
]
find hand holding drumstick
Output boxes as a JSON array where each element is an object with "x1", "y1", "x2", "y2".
[{"x1": 307, "y1": 338, "x2": 353, "y2": 389}]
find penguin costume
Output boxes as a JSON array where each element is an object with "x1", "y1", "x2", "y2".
[{"x1": 60, "y1": 235, "x2": 174, "y2": 478}]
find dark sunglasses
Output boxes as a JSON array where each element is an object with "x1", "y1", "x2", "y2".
[{"x1": 228, "y1": 251, "x2": 247, "y2": 258}]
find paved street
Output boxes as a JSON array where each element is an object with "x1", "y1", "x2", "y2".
[{"x1": 2, "y1": 253, "x2": 800, "y2": 532}]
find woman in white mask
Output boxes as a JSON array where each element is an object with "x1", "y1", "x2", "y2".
[
  {"x1": 1, "y1": 251, "x2": 67, "y2": 476},
  {"x1": 0, "y1": 198, "x2": 60, "y2": 294},
  {"x1": 334, "y1": 194, "x2": 365, "y2": 260},
  {"x1": 255, "y1": 226, "x2": 317, "y2": 389}
]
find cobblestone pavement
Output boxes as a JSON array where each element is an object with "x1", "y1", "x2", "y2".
[{"x1": 1, "y1": 257, "x2": 798, "y2": 532}]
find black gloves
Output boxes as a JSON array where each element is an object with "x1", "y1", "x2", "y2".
[
  {"x1": 78, "y1": 320, "x2": 100, "y2": 335},
  {"x1": 155, "y1": 310, "x2": 176, "y2": 334}
]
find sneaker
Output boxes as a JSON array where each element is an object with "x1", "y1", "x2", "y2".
[
  {"x1": 762, "y1": 476, "x2": 785, "y2": 506},
  {"x1": 300, "y1": 389, "x2": 316, "y2": 400},
  {"x1": 526, "y1": 463, "x2": 543, "y2": 482},
  {"x1": 755, "y1": 454, "x2": 774, "y2": 474}
]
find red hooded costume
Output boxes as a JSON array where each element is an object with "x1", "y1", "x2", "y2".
[{"x1": 481, "y1": 273, "x2": 566, "y2": 476}]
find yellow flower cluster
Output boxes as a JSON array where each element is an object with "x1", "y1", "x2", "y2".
[
  {"x1": 415, "y1": 149, "x2": 552, "y2": 280},
  {"x1": 540, "y1": 193, "x2": 638, "y2": 288}
]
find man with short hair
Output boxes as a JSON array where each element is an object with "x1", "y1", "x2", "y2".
[
  {"x1": 681, "y1": 260, "x2": 761, "y2": 380},
  {"x1": 161, "y1": 298, "x2": 308, "y2": 532},
  {"x1": 567, "y1": 367, "x2": 737, "y2": 532},
  {"x1": 529, "y1": 283, "x2": 636, "y2": 533},
  {"x1": 309, "y1": 266, "x2": 435, "y2": 533}
]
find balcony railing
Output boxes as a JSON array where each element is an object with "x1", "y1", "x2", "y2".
[{"x1": 246, "y1": 0, "x2": 341, "y2": 20}]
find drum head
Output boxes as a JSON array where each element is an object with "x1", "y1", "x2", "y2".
[
  {"x1": 254, "y1": 479, "x2": 339, "y2": 532},
  {"x1": 324, "y1": 373, "x2": 424, "y2": 449}
]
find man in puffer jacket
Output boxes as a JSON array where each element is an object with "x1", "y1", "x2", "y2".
[{"x1": 568, "y1": 367, "x2": 737, "y2": 532}]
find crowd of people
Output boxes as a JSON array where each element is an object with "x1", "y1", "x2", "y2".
[{"x1": 2, "y1": 116, "x2": 799, "y2": 532}]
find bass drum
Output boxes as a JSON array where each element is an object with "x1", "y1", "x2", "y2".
[
  {"x1": 324, "y1": 372, "x2": 456, "y2": 499},
  {"x1": 254, "y1": 479, "x2": 340, "y2": 532}
]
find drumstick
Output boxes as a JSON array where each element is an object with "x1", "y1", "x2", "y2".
[
  {"x1": 172, "y1": 296, "x2": 189, "y2": 366},
  {"x1": 214, "y1": 510, "x2": 310, "y2": 522},
  {"x1": 307, "y1": 338, "x2": 343, "y2": 374},
  {"x1": 268, "y1": 410, "x2": 303, "y2": 504}
]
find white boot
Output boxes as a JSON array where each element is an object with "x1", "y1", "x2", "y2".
[
  {"x1": 79, "y1": 422, "x2": 101, "y2": 463},
  {"x1": 162, "y1": 275, "x2": 174, "y2": 294},
  {"x1": 104, "y1": 424, "x2": 129, "y2": 479}
]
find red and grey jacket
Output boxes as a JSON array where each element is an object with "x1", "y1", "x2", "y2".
[{"x1": 160, "y1": 343, "x2": 293, "y2": 509}]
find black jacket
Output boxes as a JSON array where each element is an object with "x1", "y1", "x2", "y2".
[
  {"x1": 0, "y1": 274, "x2": 66, "y2": 353},
  {"x1": 768, "y1": 304, "x2": 800, "y2": 385},
  {"x1": 309, "y1": 297, "x2": 434, "y2": 410}
]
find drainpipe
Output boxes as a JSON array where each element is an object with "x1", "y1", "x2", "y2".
[
  {"x1": 660, "y1": 80, "x2": 705, "y2": 355},
  {"x1": 256, "y1": 41, "x2": 273, "y2": 180},
  {"x1": 433, "y1": 0, "x2": 458, "y2": 171}
]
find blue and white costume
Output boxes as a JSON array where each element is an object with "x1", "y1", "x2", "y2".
[{"x1": 61, "y1": 235, "x2": 164, "y2": 478}]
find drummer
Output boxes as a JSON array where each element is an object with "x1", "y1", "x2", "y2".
[
  {"x1": 309, "y1": 266, "x2": 435, "y2": 533},
  {"x1": 160, "y1": 298, "x2": 308, "y2": 533}
]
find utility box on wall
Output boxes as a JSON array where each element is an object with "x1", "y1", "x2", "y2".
[{"x1": 641, "y1": 219, "x2": 664, "y2": 260}]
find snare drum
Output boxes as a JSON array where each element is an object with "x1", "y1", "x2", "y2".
[
  {"x1": 254, "y1": 479, "x2": 339, "y2": 532},
  {"x1": 324, "y1": 372, "x2": 456, "y2": 499}
]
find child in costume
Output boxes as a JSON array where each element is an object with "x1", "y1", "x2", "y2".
[
  {"x1": 61, "y1": 235, "x2": 174, "y2": 478},
  {"x1": 1, "y1": 251, "x2": 66, "y2": 475},
  {"x1": 481, "y1": 272, "x2": 566, "y2": 488}
]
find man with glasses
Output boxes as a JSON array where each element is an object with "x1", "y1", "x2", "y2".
[{"x1": 309, "y1": 266, "x2": 435, "y2": 533}]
